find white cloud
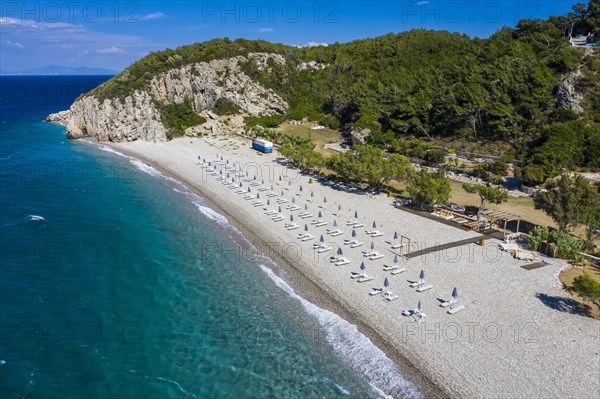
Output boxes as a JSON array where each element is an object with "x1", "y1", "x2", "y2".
[
  {"x1": 255, "y1": 27, "x2": 274, "y2": 33},
  {"x1": 417, "y1": 1, "x2": 429, "y2": 5},
  {"x1": 5, "y1": 40, "x2": 24, "y2": 48},
  {"x1": 305, "y1": 41, "x2": 328, "y2": 47},
  {"x1": 96, "y1": 47, "x2": 126, "y2": 54},
  {"x1": 140, "y1": 12, "x2": 165, "y2": 21}
]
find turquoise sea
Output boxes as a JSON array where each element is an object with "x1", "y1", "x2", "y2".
[{"x1": 0, "y1": 76, "x2": 421, "y2": 398}]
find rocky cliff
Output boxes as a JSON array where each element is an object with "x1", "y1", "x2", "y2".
[{"x1": 46, "y1": 53, "x2": 289, "y2": 142}]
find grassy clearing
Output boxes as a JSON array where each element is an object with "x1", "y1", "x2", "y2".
[
  {"x1": 559, "y1": 262, "x2": 600, "y2": 320},
  {"x1": 274, "y1": 122, "x2": 342, "y2": 156}
]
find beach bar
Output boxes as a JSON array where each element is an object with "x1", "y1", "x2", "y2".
[{"x1": 252, "y1": 139, "x2": 273, "y2": 153}]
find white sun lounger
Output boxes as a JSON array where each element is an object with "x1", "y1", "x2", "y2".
[
  {"x1": 350, "y1": 272, "x2": 365, "y2": 279},
  {"x1": 353, "y1": 223, "x2": 364, "y2": 228},
  {"x1": 358, "y1": 275, "x2": 374, "y2": 283},
  {"x1": 383, "y1": 291, "x2": 399, "y2": 301},
  {"x1": 344, "y1": 239, "x2": 357, "y2": 245},
  {"x1": 371, "y1": 232, "x2": 384, "y2": 238},
  {"x1": 235, "y1": 189, "x2": 245, "y2": 194},
  {"x1": 350, "y1": 242, "x2": 364, "y2": 248},
  {"x1": 402, "y1": 309, "x2": 418, "y2": 316},
  {"x1": 409, "y1": 280, "x2": 425, "y2": 288},
  {"x1": 369, "y1": 288, "x2": 384, "y2": 296},
  {"x1": 330, "y1": 231, "x2": 344, "y2": 237},
  {"x1": 327, "y1": 229, "x2": 342, "y2": 235},
  {"x1": 315, "y1": 221, "x2": 328, "y2": 227},
  {"x1": 286, "y1": 223, "x2": 299, "y2": 230},
  {"x1": 335, "y1": 258, "x2": 350, "y2": 266},
  {"x1": 370, "y1": 253, "x2": 384, "y2": 260},
  {"x1": 440, "y1": 299, "x2": 457, "y2": 308},
  {"x1": 253, "y1": 201, "x2": 265, "y2": 207},
  {"x1": 416, "y1": 284, "x2": 433, "y2": 292},
  {"x1": 272, "y1": 216, "x2": 283, "y2": 222},
  {"x1": 300, "y1": 214, "x2": 313, "y2": 219},
  {"x1": 264, "y1": 210, "x2": 277, "y2": 215},
  {"x1": 297, "y1": 233, "x2": 309, "y2": 239},
  {"x1": 391, "y1": 268, "x2": 407, "y2": 275},
  {"x1": 299, "y1": 212, "x2": 310, "y2": 217},
  {"x1": 288, "y1": 206, "x2": 301, "y2": 211},
  {"x1": 447, "y1": 305, "x2": 465, "y2": 314},
  {"x1": 346, "y1": 220, "x2": 357, "y2": 226},
  {"x1": 301, "y1": 234, "x2": 315, "y2": 241},
  {"x1": 362, "y1": 251, "x2": 377, "y2": 257},
  {"x1": 258, "y1": 187, "x2": 269, "y2": 192},
  {"x1": 383, "y1": 264, "x2": 399, "y2": 271},
  {"x1": 276, "y1": 199, "x2": 289, "y2": 204},
  {"x1": 317, "y1": 246, "x2": 333, "y2": 253},
  {"x1": 266, "y1": 193, "x2": 278, "y2": 197},
  {"x1": 311, "y1": 220, "x2": 324, "y2": 225}
]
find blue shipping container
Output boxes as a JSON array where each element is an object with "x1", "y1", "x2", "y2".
[{"x1": 252, "y1": 139, "x2": 273, "y2": 153}]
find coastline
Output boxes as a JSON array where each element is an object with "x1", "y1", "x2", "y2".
[
  {"x1": 94, "y1": 139, "x2": 447, "y2": 399},
  {"x1": 89, "y1": 136, "x2": 599, "y2": 399}
]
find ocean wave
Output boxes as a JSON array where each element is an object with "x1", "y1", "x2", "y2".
[
  {"x1": 26, "y1": 215, "x2": 45, "y2": 222},
  {"x1": 259, "y1": 264, "x2": 421, "y2": 399}
]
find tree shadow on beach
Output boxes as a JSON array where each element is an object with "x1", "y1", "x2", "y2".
[{"x1": 535, "y1": 293, "x2": 592, "y2": 317}]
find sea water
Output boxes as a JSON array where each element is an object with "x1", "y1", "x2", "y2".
[{"x1": 0, "y1": 76, "x2": 421, "y2": 398}]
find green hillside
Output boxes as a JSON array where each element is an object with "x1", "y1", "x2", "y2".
[{"x1": 85, "y1": 1, "x2": 599, "y2": 182}]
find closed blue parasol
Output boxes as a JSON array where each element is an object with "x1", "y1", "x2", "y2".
[
  {"x1": 337, "y1": 247, "x2": 343, "y2": 255},
  {"x1": 417, "y1": 300, "x2": 422, "y2": 313},
  {"x1": 354, "y1": 210, "x2": 358, "y2": 218},
  {"x1": 257, "y1": 193, "x2": 260, "y2": 199},
  {"x1": 318, "y1": 211, "x2": 322, "y2": 218},
  {"x1": 360, "y1": 261, "x2": 366, "y2": 270},
  {"x1": 452, "y1": 287, "x2": 459, "y2": 299},
  {"x1": 419, "y1": 270, "x2": 425, "y2": 280},
  {"x1": 290, "y1": 215, "x2": 294, "y2": 221},
  {"x1": 371, "y1": 241, "x2": 375, "y2": 250},
  {"x1": 292, "y1": 197, "x2": 296, "y2": 204},
  {"x1": 248, "y1": 187, "x2": 251, "y2": 192},
  {"x1": 278, "y1": 206, "x2": 282, "y2": 212},
  {"x1": 352, "y1": 229, "x2": 356, "y2": 237},
  {"x1": 394, "y1": 231, "x2": 398, "y2": 240},
  {"x1": 305, "y1": 224, "x2": 309, "y2": 231},
  {"x1": 384, "y1": 277, "x2": 390, "y2": 287},
  {"x1": 324, "y1": 197, "x2": 327, "y2": 203},
  {"x1": 338, "y1": 204, "x2": 341, "y2": 211},
  {"x1": 267, "y1": 199, "x2": 270, "y2": 205},
  {"x1": 305, "y1": 204, "x2": 308, "y2": 210},
  {"x1": 279, "y1": 175, "x2": 282, "y2": 181},
  {"x1": 300, "y1": 185, "x2": 303, "y2": 192},
  {"x1": 373, "y1": 221, "x2": 377, "y2": 228},
  {"x1": 320, "y1": 235, "x2": 324, "y2": 242},
  {"x1": 394, "y1": 254, "x2": 399, "y2": 263},
  {"x1": 240, "y1": 182, "x2": 243, "y2": 187},
  {"x1": 311, "y1": 191, "x2": 314, "y2": 197},
  {"x1": 333, "y1": 220, "x2": 337, "y2": 227}
]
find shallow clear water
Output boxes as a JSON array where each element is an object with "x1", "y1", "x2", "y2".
[{"x1": 0, "y1": 77, "x2": 421, "y2": 398}]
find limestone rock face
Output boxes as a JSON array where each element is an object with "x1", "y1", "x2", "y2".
[
  {"x1": 350, "y1": 128, "x2": 371, "y2": 145},
  {"x1": 47, "y1": 53, "x2": 289, "y2": 142},
  {"x1": 556, "y1": 71, "x2": 584, "y2": 114}
]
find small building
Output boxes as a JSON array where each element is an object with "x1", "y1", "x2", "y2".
[{"x1": 252, "y1": 138, "x2": 273, "y2": 153}]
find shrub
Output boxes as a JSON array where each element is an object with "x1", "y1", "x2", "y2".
[{"x1": 212, "y1": 97, "x2": 240, "y2": 115}]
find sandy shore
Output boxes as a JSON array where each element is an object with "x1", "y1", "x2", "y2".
[{"x1": 104, "y1": 135, "x2": 600, "y2": 399}]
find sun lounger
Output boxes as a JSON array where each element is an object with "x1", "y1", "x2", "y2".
[
  {"x1": 369, "y1": 288, "x2": 384, "y2": 296},
  {"x1": 358, "y1": 275, "x2": 374, "y2": 283},
  {"x1": 440, "y1": 299, "x2": 457, "y2": 308},
  {"x1": 344, "y1": 239, "x2": 357, "y2": 245},
  {"x1": 297, "y1": 233, "x2": 309, "y2": 239},
  {"x1": 235, "y1": 189, "x2": 245, "y2": 194},
  {"x1": 362, "y1": 251, "x2": 376, "y2": 257},
  {"x1": 313, "y1": 221, "x2": 327, "y2": 227},
  {"x1": 266, "y1": 193, "x2": 278, "y2": 198},
  {"x1": 327, "y1": 229, "x2": 342, "y2": 235},
  {"x1": 264, "y1": 210, "x2": 277, "y2": 215},
  {"x1": 402, "y1": 309, "x2": 417, "y2": 316},
  {"x1": 370, "y1": 253, "x2": 384, "y2": 260},
  {"x1": 353, "y1": 223, "x2": 364, "y2": 228},
  {"x1": 383, "y1": 291, "x2": 399, "y2": 301},
  {"x1": 416, "y1": 284, "x2": 433, "y2": 292},
  {"x1": 286, "y1": 223, "x2": 299, "y2": 230},
  {"x1": 350, "y1": 272, "x2": 363, "y2": 279},
  {"x1": 288, "y1": 206, "x2": 301, "y2": 211},
  {"x1": 311, "y1": 220, "x2": 324, "y2": 225},
  {"x1": 365, "y1": 230, "x2": 376, "y2": 235},
  {"x1": 276, "y1": 199, "x2": 289, "y2": 204},
  {"x1": 390, "y1": 268, "x2": 407, "y2": 275},
  {"x1": 300, "y1": 214, "x2": 313, "y2": 219},
  {"x1": 346, "y1": 220, "x2": 357, "y2": 226},
  {"x1": 390, "y1": 243, "x2": 403, "y2": 249},
  {"x1": 299, "y1": 212, "x2": 310, "y2": 217},
  {"x1": 330, "y1": 256, "x2": 342, "y2": 263},
  {"x1": 335, "y1": 258, "x2": 350, "y2": 266},
  {"x1": 447, "y1": 305, "x2": 465, "y2": 314},
  {"x1": 383, "y1": 264, "x2": 399, "y2": 271},
  {"x1": 272, "y1": 216, "x2": 283, "y2": 222},
  {"x1": 330, "y1": 231, "x2": 343, "y2": 237},
  {"x1": 317, "y1": 246, "x2": 333, "y2": 253},
  {"x1": 350, "y1": 242, "x2": 364, "y2": 248},
  {"x1": 301, "y1": 234, "x2": 315, "y2": 241},
  {"x1": 409, "y1": 280, "x2": 425, "y2": 288},
  {"x1": 253, "y1": 201, "x2": 265, "y2": 207},
  {"x1": 371, "y1": 232, "x2": 384, "y2": 238},
  {"x1": 258, "y1": 187, "x2": 269, "y2": 192}
]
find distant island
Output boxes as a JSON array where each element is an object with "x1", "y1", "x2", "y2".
[{"x1": 1, "y1": 65, "x2": 118, "y2": 76}]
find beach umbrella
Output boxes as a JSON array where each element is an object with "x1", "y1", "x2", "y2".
[
  {"x1": 220, "y1": 169, "x2": 223, "y2": 175},
  {"x1": 257, "y1": 193, "x2": 260, "y2": 199},
  {"x1": 220, "y1": 155, "x2": 223, "y2": 161},
  {"x1": 354, "y1": 210, "x2": 358, "y2": 218},
  {"x1": 337, "y1": 247, "x2": 343, "y2": 255},
  {"x1": 226, "y1": 159, "x2": 229, "y2": 164},
  {"x1": 419, "y1": 270, "x2": 425, "y2": 280},
  {"x1": 227, "y1": 173, "x2": 230, "y2": 178},
  {"x1": 305, "y1": 224, "x2": 309, "y2": 232},
  {"x1": 452, "y1": 287, "x2": 459, "y2": 300},
  {"x1": 324, "y1": 197, "x2": 328, "y2": 203},
  {"x1": 289, "y1": 180, "x2": 291, "y2": 186},
  {"x1": 417, "y1": 300, "x2": 422, "y2": 313},
  {"x1": 371, "y1": 241, "x2": 375, "y2": 250},
  {"x1": 338, "y1": 204, "x2": 341, "y2": 211},
  {"x1": 394, "y1": 231, "x2": 398, "y2": 240},
  {"x1": 320, "y1": 235, "x2": 324, "y2": 243},
  {"x1": 394, "y1": 254, "x2": 399, "y2": 264},
  {"x1": 292, "y1": 197, "x2": 296, "y2": 204},
  {"x1": 300, "y1": 185, "x2": 303, "y2": 192},
  {"x1": 333, "y1": 220, "x2": 337, "y2": 227},
  {"x1": 278, "y1": 206, "x2": 282, "y2": 212},
  {"x1": 281, "y1": 190, "x2": 284, "y2": 196},
  {"x1": 290, "y1": 215, "x2": 294, "y2": 221},
  {"x1": 267, "y1": 199, "x2": 270, "y2": 205},
  {"x1": 318, "y1": 211, "x2": 322, "y2": 218},
  {"x1": 254, "y1": 175, "x2": 257, "y2": 181},
  {"x1": 384, "y1": 277, "x2": 390, "y2": 287},
  {"x1": 360, "y1": 261, "x2": 366, "y2": 270},
  {"x1": 373, "y1": 221, "x2": 377, "y2": 228},
  {"x1": 352, "y1": 229, "x2": 356, "y2": 238},
  {"x1": 311, "y1": 191, "x2": 314, "y2": 197},
  {"x1": 262, "y1": 179, "x2": 265, "y2": 184},
  {"x1": 248, "y1": 187, "x2": 251, "y2": 192},
  {"x1": 279, "y1": 175, "x2": 282, "y2": 181},
  {"x1": 305, "y1": 204, "x2": 308, "y2": 210},
  {"x1": 239, "y1": 182, "x2": 243, "y2": 187},
  {"x1": 246, "y1": 170, "x2": 249, "y2": 177}
]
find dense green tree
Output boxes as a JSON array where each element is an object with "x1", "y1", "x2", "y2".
[
  {"x1": 407, "y1": 171, "x2": 451, "y2": 206},
  {"x1": 569, "y1": 274, "x2": 600, "y2": 309},
  {"x1": 462, "y1": 184, "x2": 509, "y2": 219},
  {"x1": 534, "y1": 174, "x2": 600, "y2": 232}
]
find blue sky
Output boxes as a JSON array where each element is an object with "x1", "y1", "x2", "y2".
[{"x1": 1, "y1": 1, "x2": 577, "y2": 73}]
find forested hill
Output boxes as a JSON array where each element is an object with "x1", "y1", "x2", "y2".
[{"x1": 75, "y1": 1, "x2": 599, "y2": 182}]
